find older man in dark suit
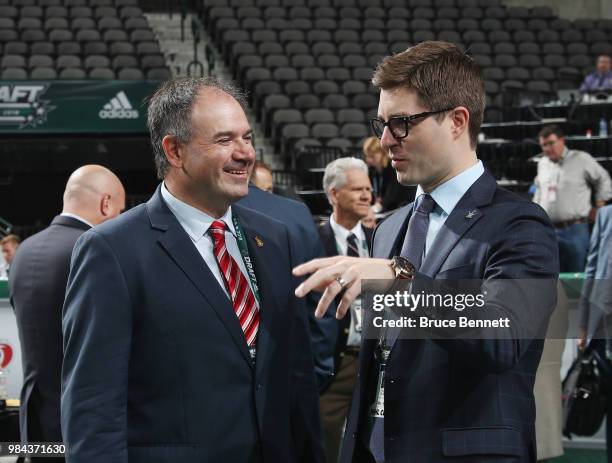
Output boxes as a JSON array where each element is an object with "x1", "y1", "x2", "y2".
[
  {"x1": 61, "y1": 78, "x2": 324, "y2": 463},
  {"x1": 295, "y1": 41, "x2": 558, "y2": 462},
  {"x1": 9, "y1": 165, "x2": 125, "y2": 460}
]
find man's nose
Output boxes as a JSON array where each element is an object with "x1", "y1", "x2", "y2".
[
  {"x1": 380, "y1": 126, "x2": 398, "y2": 150},
  {"x1": 235, "y1": 140, "x2": 255, "y2": 159}
]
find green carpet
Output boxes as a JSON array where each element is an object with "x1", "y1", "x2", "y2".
[{"x1": 549, "y1": 448, "x2": 607, "y2": 462}]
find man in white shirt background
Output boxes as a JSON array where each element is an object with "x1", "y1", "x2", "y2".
[{"x1": 533, "y1": 124, "x2": 611, "y2": 272}]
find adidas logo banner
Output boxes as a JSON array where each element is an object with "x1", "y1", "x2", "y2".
[
  {"x1": 0, "y1": 81, "x2": 157, "y2": 134},
  {"x1": 99, "y1": 91, "x2": 139, "y2": 119}
]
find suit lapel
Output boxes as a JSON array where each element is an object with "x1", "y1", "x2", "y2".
[
  {"x1": 362, "y1": 225, "x2": 374, "y2": 253},
  {"x1": 320, "y1": 222, "x2": 338, "y2": 256},
  {"x1": 377, "y1": 205, "x2": 413, "y2": 259},
  {"x1": 419, "y1": 194, "x2": 484, "y2": 277},
  {"x1": 420, "y1": 171, "x2": 496, "y2": 276},
  {"x1": 234, "y1": 206, "x2": 279, "y2": 382},
  {"x1": 148, "y1": 190, "x2": 254, "y2": 369}
]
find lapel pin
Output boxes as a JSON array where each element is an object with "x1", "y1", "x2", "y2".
[
  {"x1": 254, "y1": 236, "x2": 264, "y2": 247},
  {"x1": 465, "y1": 210, "x2": 478, "y2": 219}
]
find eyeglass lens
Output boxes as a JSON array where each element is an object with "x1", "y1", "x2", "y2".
[{"x1": 371, "y1": 118, "x2": 408, "y2": 139}]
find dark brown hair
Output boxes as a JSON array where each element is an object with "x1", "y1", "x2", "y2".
[
  {"x1": 372, "y1": 41, "x2": 485, "y2": 149},
  {"x1": 538, "y1": 124, "x2": 564, "y2": 139},
  {"x1": 147, "y1": 77, "x2": 247, "y2": 180}
]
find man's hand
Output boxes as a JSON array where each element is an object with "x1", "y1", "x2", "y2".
[
  {"x1": 590, "y1": 201, "x2": 607, "y2": 222},
  {"x1": 293, "y1": 256, "x2": 394, "y2": 319}
]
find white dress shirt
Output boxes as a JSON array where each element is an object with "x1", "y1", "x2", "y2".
[
  {"x1": 161, "y1": 183, "x2": 258, "y2": 304},
  {"x1": 329, "y1": 215, "x2": 369, "y2": 257},
  {"x1": 60, "y1": 212, "x2": 93, "y2": 228},
  {"x1": 329, "y1": 215, "x2": 368, "y2": 346}
]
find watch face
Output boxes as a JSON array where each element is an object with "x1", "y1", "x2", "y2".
[{"x1": 392, "y1": 256, "x2": 415, "y2": 279}]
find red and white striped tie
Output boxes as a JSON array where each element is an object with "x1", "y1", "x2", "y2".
[{"x1": 209, "y1": 220, "x2": 259, "y2": 346}]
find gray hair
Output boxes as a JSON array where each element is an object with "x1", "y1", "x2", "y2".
[
  {"x1": 146, "y1": 77, "x2": 248, "y2": 179},
  {"x1": 322, "y1": 157, "x2": 369, "y2": 204}
]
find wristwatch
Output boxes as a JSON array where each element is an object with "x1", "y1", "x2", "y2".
[{"x1": 389, "y1": 256, "x2": 416, "y2": 280}]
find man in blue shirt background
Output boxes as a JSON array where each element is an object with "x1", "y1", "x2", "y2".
[{"x1": 580, "y1": 54, "x2": 612, "y2": 93}]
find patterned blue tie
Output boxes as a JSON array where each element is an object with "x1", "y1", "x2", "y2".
[{"x1": 369, "y1": 193, "x2": 436, "y2": 463}]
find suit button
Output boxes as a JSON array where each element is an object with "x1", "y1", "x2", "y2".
[
  {"x1": 344, "y1": 328, "x2": 349, "y2": 334},
  {"x1": 257, "y1": 383, "x2": 263, "y2": 391},
  {"x1": 352, "y1": 432, "x2": 357, "y2": 439},
  {"x1": 388, "y1": 379, "x2": 395, "y2": 384}
]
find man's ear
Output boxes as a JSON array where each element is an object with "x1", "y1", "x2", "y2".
[
  {"x1": 100, "y1": 193, "x2": 111, "y2": 217},
  {"x1": 161, "y1": 135, "x2": 183, "y2": 168},
  {"x1": 450, "y1": 106, "x2": 470, "y2": 140},
  {"x1": 329, "y1": 187, "x2": 339, "y2": 207}
]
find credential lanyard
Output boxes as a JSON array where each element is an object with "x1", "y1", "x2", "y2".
[
  {"x1": 232, "y1": 216, "x2": 262, "y2": 307},
  {"x1": 232, "y1": 216, "x2": 262, "y2": 360}
]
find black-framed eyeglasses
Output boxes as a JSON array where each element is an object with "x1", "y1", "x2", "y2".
[{"x1": 370, "y1": 108, "x2": 455, "y2": 139}]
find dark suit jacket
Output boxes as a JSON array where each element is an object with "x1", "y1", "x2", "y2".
[
  {"x1": 9, "y1": 215, "x2": 90, "y2": 448},
  {"x1": 340, "y1": 170, "x2": 559, "y2": 463},
  {"x1": 239, "y1": 185, "x2": 337, "y2": 390},
  {"x1": 319, "y1": 221, "x2": 373, "y2": 377},
  {"x1": 61, "y1": 187, "x2": 324, "y2": 463}
]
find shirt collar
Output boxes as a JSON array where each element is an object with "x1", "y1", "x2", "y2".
[
  {"x1": 561, "y1": 146, "x2": 571, "y2": 160},
  {"x1": 329, "y1": 214, "x2": 365, "y2": 243},
  {"x1": 60, "y1": 212, "x2": 93, "y2": 228},
  {"x1": 549, "y1": 147, "x2": 570, "y2": 164},
  {"x1": 415, "y1": 160, "x2": 485, "y2": 216},
  {"x1": 161, "y1": 182, "x2": 236, "y2": 242},
  {"x1": 540, "y1": 146, "x2": 571, "y2": 164}
]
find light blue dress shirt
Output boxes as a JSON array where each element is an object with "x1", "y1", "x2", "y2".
[
  {"x1": 160, "y1": 182, "x2": 257, "y2": 302},
  {"x1": 414, "y1": 160, "x2": 485, "y2": 258}
]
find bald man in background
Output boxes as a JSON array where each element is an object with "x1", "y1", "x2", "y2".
[{"x1": 9, "y1": 165, "x2": 125, "y2": 460}]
